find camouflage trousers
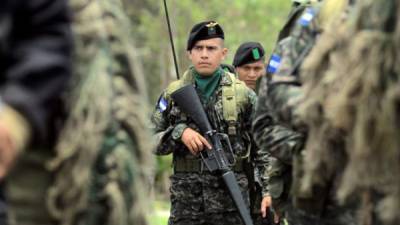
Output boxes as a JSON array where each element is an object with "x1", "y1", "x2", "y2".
[
  {"x1": 6, "y1": 149, "x2": 55, "y2": 225},
  {"x1": 252, "y1": 212, "x2": 263, "y2": 225},
  {"x1": 168, "y1": 172, "x2": 249, "y2": 225},
  {"x1": 168, "y1": 212, "x2": 244, "y2": 225},
  {"x1": 253, "y1": 213, "x2": 279, "y2": 225}
]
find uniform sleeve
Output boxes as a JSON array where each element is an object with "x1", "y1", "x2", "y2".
[
  {"x1": 245, "y1": 88, "x2": 258, "y2": 134},
  {"x1": 151, "y1": 92, "x2": 186, "y2": 155},
  {"x1": 252, "y1": 77, "x2": 304, "y2": 166},
  {"x1": 245, "y1": 88, "x2": 272, "y2": 196},
  {"x1": 254, "y1": 145, "x2": 271, "y2": 197},
  {"x1": 253, "y1": 12, "x2": 316, "y2": 166},
  {"x1": 2, "y1": 0, "x2": 72, "y2": 144},
  {"x1": 251, "y1": 77, "x2": 273, "y2": 196}
]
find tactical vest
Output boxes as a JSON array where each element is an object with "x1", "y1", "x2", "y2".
[
  {"x1": 165, "y1": 68, "x2": 250, "y2": 136},
  {"x1": 166, "y1": 69, "x2": 251, "y2": 173}
]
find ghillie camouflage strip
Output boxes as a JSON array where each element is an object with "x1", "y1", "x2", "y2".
[
  {"x1": 46, "y1": 0, "x2": 154, "y2": 224},
  {"x1": 298, "y1": 0, "x2": 400, "y2": 224}
]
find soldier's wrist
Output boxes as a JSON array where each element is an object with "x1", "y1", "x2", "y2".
[
  {"x1": 172, "y1": 123, "x2": 188, "y2": 141},
  {"x1": 0, "y1": 105, "x2": 31, "y2": 154},
  {"x1": 262, "y1": 190, "x2": 270, "y2": 198}
]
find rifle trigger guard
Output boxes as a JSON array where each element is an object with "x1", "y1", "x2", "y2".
[{"x1": 217, "y1": 133, "x2": 236, "y2": 166}]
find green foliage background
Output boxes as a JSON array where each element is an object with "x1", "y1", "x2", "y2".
[{"x1": 129, "y1": 0, "x2": 291, "y2": 102}]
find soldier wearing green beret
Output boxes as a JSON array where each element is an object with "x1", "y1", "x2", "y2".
[
  {"x1": 233, "y1": 42, "x2": 275, "y2": 225},
  {"x1": 152, "y1": 21, "x2": 257, "y2": 225},
  {"x1": 233, "y1": 42, "x2": 266, "y2": 92}
]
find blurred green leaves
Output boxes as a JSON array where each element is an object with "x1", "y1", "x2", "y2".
[{"x1": 129, "y1": 0, "x2": 291, "y2": 102}]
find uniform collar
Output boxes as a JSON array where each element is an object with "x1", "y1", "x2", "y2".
[{"x1": 181, "y1": 66, "x2": 233, "y2": 87}]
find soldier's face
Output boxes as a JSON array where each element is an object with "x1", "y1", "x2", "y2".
[
  {"x1": 188, "y1": 38, "x2": 227, "y2": 76},
  {"x1": 236, "y1": 60, "x2": 266, "y2": 90}
]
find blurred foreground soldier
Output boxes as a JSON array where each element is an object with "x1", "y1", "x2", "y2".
[
  {"x1": 251, "y1": 0, "x2": 315, "y2": 224},
  {"x1": 298, "y1": 0, "x2": 399, "y2": 224},
  {"x1": 152, "y1": 21, "x2": 257, "y2": 225},
  {"x1": 253, "y1": 0, "x2": 358, "y2": 225},
  {"x1": 233, "y1": 42, "x2": 266, "y2": 91},
  {"x1": 46, "y1": 0, "x2": 154, "y2": 225},
  {"x1": 0, "y1": 0, "x2": 72, "y2": 224}
]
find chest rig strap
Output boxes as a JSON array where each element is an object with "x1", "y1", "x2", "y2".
[
  {"x1": 168, "y1": 71, "x2": 248, "y2": 137},
  {"x1": 222, "y1": 73, "x2": 238, "y2": 136},
  {"x1": 222, "y1": 85, "x2": 237, "y2": 135}
]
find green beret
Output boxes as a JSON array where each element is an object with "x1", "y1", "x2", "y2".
[
  {"x1": 232, "y1": 42, "x2": 265, "y2": 67},
  {"x1": 187, "y1": 21, "x2": 224, "y2": 51}
]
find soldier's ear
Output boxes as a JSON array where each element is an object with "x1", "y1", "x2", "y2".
[
  {"x1": 187, "y1": 50, "x2": 192, "y2": 60},
  {"x1": 221, "y1": 48, "x2": 228, "y2": 60}
]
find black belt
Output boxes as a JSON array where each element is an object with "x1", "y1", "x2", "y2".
[{"x1": 174, "y1": 157, "x2": 245, "y2": 173}]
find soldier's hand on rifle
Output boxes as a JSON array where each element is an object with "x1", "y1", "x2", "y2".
[
  {"x1": 0, "y1": 122, "x2": 16, "y2": 179},
  {"x1": 261, "y1": 194, "x2": 280, "y2": 224},
  {"x1": 181, "y1": 127, "x2": 212, "y2": 155}
]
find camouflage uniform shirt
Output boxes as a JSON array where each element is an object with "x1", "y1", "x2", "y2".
[{"x1": 152, "y1": 67, "x2": 257, "y2": 225}]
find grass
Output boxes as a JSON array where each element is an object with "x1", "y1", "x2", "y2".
[{"x1": 148, "y1": 199, "x2": 170, "y2": 225}]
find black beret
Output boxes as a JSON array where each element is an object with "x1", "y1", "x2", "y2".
[
  {"x1": 187, "y1": 21, "x2": 224, "y2": 50},
  {"x1": 232, "y1": 42, "x2": 265, "y2": 67}
]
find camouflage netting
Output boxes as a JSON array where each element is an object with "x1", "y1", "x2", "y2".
[
  {"x1": 297, "y1": 0, "x2": 400, "y2": 224},
  {"x1": 46, "y1": 0, "x2": 154, "y2": 224}
]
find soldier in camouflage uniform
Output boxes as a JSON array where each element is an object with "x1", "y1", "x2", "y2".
[
  {"x1": 253, "y1": 0, "x2": 357, "y2": 225},
  {"x1": 232, "y1": 42, "x2": 274, "y2": 225},
  {"x1": 233, "y1": 42, "x2": 266, "y2": 91},
  {"x1": 152, "y1": 21, "x2": 257, "y2": 225},
  {"x1": 251, "y1": 1, "x2": 314, "y2": 224},
  {"x1": 46, "y1": 0, "x2": 154, "y2": 225}
]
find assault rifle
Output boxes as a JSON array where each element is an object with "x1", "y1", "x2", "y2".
[{"x1": 171, "y1": 84, "x2": 254, "y2": 225}]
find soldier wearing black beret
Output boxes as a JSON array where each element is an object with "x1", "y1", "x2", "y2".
[
  {"x1": 234, "y1": 42, "x2": 272, "y2": 225},
  {"x1": 233, "y1": 42, "x2": 266, "y2": 90},
  {"x1": 187, "y1": 21, "x2": 225, "y2": 50},
  {"x1": 152, "y1": 21, "x2": 257, "y2": 225}
]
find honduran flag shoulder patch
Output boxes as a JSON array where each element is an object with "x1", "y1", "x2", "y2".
[
  {"x1": 267, "y1": 54, "x2": 281, "y2": 74},
  {"x1": 298, "y1": 8, "x2": 316, "y2": 27},
  {"x1": 158, "y1": 97, "x2": 168, "y2": 112}
]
